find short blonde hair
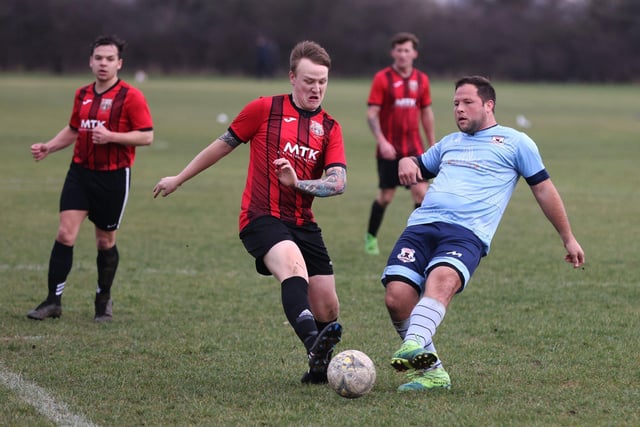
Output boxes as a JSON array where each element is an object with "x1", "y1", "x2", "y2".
[{"x1": 289, "y1": 40, "x2": 331, "y2": 73}]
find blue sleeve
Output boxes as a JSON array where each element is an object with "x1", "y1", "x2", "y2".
[{"x1": 516, "y1": 132, "x2": 546, "y2": 180}]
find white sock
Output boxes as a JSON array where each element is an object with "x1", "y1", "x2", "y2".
[{"x1": 405, "y1": 297, "x2": 446, "y2": 349}]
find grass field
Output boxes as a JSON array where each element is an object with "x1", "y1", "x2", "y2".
[{"x1": 0, "y1": 74, "x2": 638, "y2": 427}]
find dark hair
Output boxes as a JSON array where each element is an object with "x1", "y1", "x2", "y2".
[
  {"x1": 289, "y1": 40, "x2": 331, "y2": 73},
  {"x1": 91, "y1": 35, "x2": 126, "y2": 58},
  {"x1": 391, "y1": 32, "x2": 419, "y2": 50},
  {"x1": 455, "y1": 75, "x2": 496, "y2": 107}
]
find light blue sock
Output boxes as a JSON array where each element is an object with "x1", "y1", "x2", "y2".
[{"x1": 405, "y1": 297, "x2": 446, "y2": 349}]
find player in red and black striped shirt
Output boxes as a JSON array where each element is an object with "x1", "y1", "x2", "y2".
[
  {"x1": 154, "y1": 41, "x2": 346, "y2": 385},
  {"x1": 365, "y1": 32, "x2": 436, "y2": 255},
  {"x1": 27, "y1": 35, "x2": 153, "y2": 322}
]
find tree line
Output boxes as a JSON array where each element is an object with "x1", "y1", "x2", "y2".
[{"x1": 1, "y1": 0, "x2": 638, "y2": 82}]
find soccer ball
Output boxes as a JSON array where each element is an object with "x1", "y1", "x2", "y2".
[{"x1": 327, "y1": 350, "x2": 376, "y2": 398}]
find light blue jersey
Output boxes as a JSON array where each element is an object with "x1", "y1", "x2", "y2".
[{"x1": 410, "y1": 124, "x2": 548, "y2": 254}]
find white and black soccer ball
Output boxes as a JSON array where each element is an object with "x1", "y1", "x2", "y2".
[{"x1": 327, "y1": 349, "x2": 376, "y2": 398}]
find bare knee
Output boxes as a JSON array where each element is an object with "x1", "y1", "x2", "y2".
[
  {"x1": 264, "y1": 241, "x2": 308, "y2": 280},
  {"x1": 95, "y1": 229, "x2": 117, "y2": 251},
  {"x1": 55, "y1": 229, "x2": 76, "y2": 246},
  {"x1": 424, "y1": 266, "x2": 461, "y2": 307},
  {"x1": 376, "y1": 189, "x2": 395, "y2": 207},
  {"x1": 385, "y1": 281, "x2": 419, "y2": 321},
  {"x1": 56, "y1": 210, "x2": 86, "y2": 246}
]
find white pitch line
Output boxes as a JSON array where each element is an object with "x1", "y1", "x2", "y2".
[{"x1": 0, "y1": 364, "x2": 99, "y2": 427}]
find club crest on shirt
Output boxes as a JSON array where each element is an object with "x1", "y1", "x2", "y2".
[
  {"x1": 397, "y1": 247, "x2": 416, "y2": 263},
  {"x1": 408, "y1": 80, "x2": 418, "y2": 92},
  {"x1": 491, "y1": 135, "x2": 505, "y2": 145},
  {"x1": 310, "y1": 120, "x2": 324, "y2": 137},
  {"x1": 100, "y1": 98, "x2": 113, "y2": 111}
]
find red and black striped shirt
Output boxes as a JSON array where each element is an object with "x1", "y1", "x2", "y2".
[
  {"x1": 230, "y1": 94, "x2": 346, "y2": 230},
  {"x1": 69, "y1": 79, "x2": 153, "y2": 170},
  {"x1": 367, "y1": 66, "x2": 432, "y2": 158}
]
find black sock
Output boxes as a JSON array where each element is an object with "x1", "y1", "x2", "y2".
[
  {"x1": 47, "y1": 240, "x2": 73, "y2": 304},
  {"x1": 281, "y1": 276, "x2": 318, "y2": 352},
  {"x1": 97, "y1": 245, "x2": 119, "y2": 295},
  {"x1": 367, "y1": 201, "x2": 386, "y2": 237}
]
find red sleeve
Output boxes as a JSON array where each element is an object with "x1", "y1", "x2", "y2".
[
  {"x1": 367, "y1": 70, "x2": 387, "y2": 106},
  {"x1": 68, "y1": 86, "x2": 88, "y2": 131},
  {"x1": 125, "y1": 87, "x2": 153, "y2": 131},
  {"x1": 324, "y1": 117, "x2": 347, "y2": 169},
  {"x1": 229, "y1": 97, "x2": 269, "y2": 142},
  {"x1": 418, "y1": 72, "x2": 432, "y2": 108}
]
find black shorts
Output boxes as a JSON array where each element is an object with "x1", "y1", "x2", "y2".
[
  {"x1": 377, "y1": 158, "x2": 402, "y2": 189},
  {"x1": 59, "y1": 163, "x2": 130, "y2": 231},
  {"x1": 239, "y1": 215, "x2": 334, "y2": 277}
]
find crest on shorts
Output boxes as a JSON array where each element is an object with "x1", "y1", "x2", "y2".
[
  {"x1": 310, "y1": 120, "x2": 324, "y2": 137},
  {"x1": 397, "y1": 247, "x2": 416, "y2": 263},
  {"x1": 100, "y1": 98, "x2": 113, "y2": 111}
]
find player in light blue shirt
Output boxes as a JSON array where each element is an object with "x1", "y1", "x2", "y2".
[{"x1": 382, "y1": 75, "x2": 585, "y2": 392}]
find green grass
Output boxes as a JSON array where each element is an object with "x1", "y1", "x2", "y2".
[{"x1": 1, "y1": 74, "x2": 639, "y2": 426}]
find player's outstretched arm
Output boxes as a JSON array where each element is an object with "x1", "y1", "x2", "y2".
[
  {"x1": 530, "y1": 179, "x2": 585, "y2": 268},
  {"x1": 153, "y1": 138, "x2": 235, "y2": 198}
]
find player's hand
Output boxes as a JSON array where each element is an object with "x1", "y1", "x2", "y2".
[
  {"x1": 398, "y1": 157, "x2": 423, "y2": 186},
  {"x1": 563, "y1": 238, "x2": 585, "y2": 268},
  {"x1": 92, "y1": 125, "x2": 112, "y2": 145},
  {"x1": 153, "y1": 176, "x2": 180, "y2": 198},
  {"x1": 378, "y1": 141, "x2": 397, "y2": 161},
  {"x1": 274, "y1": 158, "x2": 298, "y2": 187},
  {"x1": 30, "y1": 143, "x2": 49, "y2": 161}
]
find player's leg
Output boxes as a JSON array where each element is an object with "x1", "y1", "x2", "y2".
[
  {"x1": 88, "y1": 167, "x2": 129, "y2": 322},
  {"x1": 395, "y1": 267, "x2": 458, "y2": 392},
  {"x1": 263, "y1": 239, "x2": 315, "y2": 346},
  {"x1": 365, "y1": 188, "x2": 395, "y2": 255},
  {"x1": 395, "y1": 267, "x2": 459, "y2": 368},
  {"x1": 409, "y1": 180, "x2": 428, "y2": 209},
  {"x1": 264, "y1": 240, "x2": 341, "y2": 383},
  {"x1": 305, "y1": 274, "x2": 342, "y2": 382},
  {"x1": 308, "y1": 274, "x2": 339, "y2": 326},
  {"x1": 28, "y1": 165, "x2": 89, "y2": 320},
  {"x1": 241, "y1": 217, "x2": 330, "y2": 382},
  {"x1": 296, "y1": 225, "x2": 342, "y2": 383},
  {"x1": 365, "y1": 159, "x2": 399, "y2": 255},
  {"x1": 382, "y1": 224, "x2": 438, "y2": 371},
  {"x1": 93, "y1": 228, "x2": 118, "y2": 322},
  {"x1": 27, "y1": 210, "x2": 86, "y2": 320},
  {"x1": 394, "y1": 223, "x2": 484, "y2": 391},
  {"x1": 384, "y1": 280, "x2": 420, "y2": 339}
]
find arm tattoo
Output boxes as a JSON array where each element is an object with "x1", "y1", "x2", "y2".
[
  {"x1": 367, "y1": 117, "x2": 381, "y2": 135},
  {"x1": 296, "y1": 166, "x2": 346, "y2": 197},
  {"x1": 219, "y1": 130, "x2": 242, "y2": 148}
]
